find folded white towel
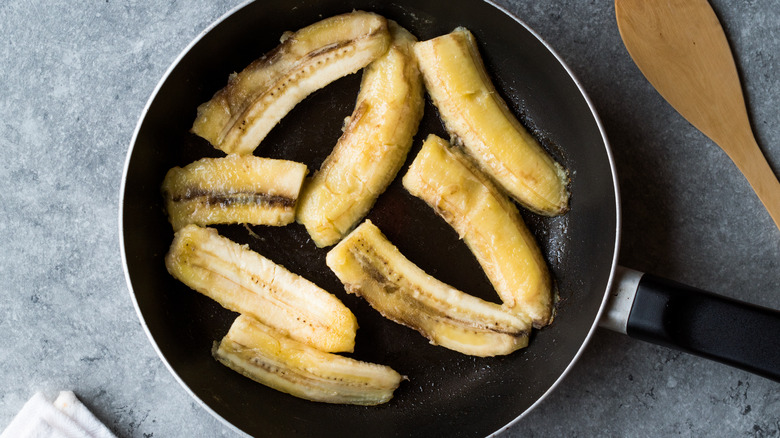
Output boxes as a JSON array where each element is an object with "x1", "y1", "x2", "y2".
[{"x1": 1, "y1": 392, "x2": 116, "y2": 438}]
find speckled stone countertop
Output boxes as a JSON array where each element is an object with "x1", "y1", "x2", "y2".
[{"x1": 1, "y1": 1, "x2": 778, "y2": 437}]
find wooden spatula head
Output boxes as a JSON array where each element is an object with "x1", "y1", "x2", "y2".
[{"x1": 616, "y1": 0, "x2": 780, "y2": 231}]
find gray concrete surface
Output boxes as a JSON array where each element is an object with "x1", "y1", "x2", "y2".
[{"x1": 1, "y1": 0, "x2": 778, "y2": 437}]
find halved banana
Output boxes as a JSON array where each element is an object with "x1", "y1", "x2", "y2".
[
  {"x1": 161, "y1": 154, "x2": 307, "y2": 231},
  {"x1": 214, "y1": 315, "x2": 404, "y2": 406},
  {"x1": 166, "y1": 224, "x2": 357, "y2": 353},
  {"x1": 192, "y1": 11, "x2": 391, "y2": 155},
  {"x1": 296, "y1": 21, "x2": 424, "y2": 247},
  {"x1": 413, "y1": 27, "x2": 569, "y2": 216},
  {"x1": 326, "y1": 220, "x2": 531, "y2": 357},
  {"x1": 403, "y1": 134, "x2": 553, "y2": 327}
]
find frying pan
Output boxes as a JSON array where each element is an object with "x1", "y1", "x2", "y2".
[{"x1": 119, "y1": 0, "x2": 780, "y2": 436}]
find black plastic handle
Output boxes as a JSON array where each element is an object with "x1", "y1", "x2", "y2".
[{"x1": 626, "y1": 273, "x2": 780, "y2": 382}]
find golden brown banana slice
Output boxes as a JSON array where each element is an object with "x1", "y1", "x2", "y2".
[
  {"x1": 296, "y1": 21, "x2": 424, "y2": 247},
  {"x1": 403, "y1": 134, "x2": 553, "y2": 326},
  {"x1": 214, "y1": 315, "x2": 404, "y2": 406},
  {"x1": 192, "y1": 11, "x2": 391, "y2": 155},
  {"x1": 166, "y1": 225, "x2": 357, "y2": 353},
  {"x1": 161, "y1": 154, "x2": 307, "y2": 231},
  {"x1": 413, "y1": 27, "x2": 569, "y2": 216},
  {"x1": 326, "y1": 220, "x2": 531, "y2": 357}
]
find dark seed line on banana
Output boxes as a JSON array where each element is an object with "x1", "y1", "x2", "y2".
[
  {"x1": 302, "y1": 40, "x2": 353, "y2": 62},
  {"x1": 170, "y1": 189, "x2": 296, "y2": 208}
]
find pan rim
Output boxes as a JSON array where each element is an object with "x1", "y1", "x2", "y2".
[
  {"x1": 118, "y1": 1, "x2": 256, "y2": 436},
  {"x1": 118, "y1": 1, "x2": 622, "y2": 436},
  {"x1": 481, "y1": 0, "x2": 622, "y2": 433}
]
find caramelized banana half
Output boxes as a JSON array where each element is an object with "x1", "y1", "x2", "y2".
[
  {"x1": 403, "y1": 134, "x2": 553, "y2": 326},
  {"x1": 326, "y1": 220, "x2": 531, "y2": 357},
  {"x1": 192, "y1": 11, "x2": 391, "y2": 155},
  {"x1": 214, "y1": 315, "x2": 404, "y2": 406},
  {"x1": 296, "y1": 21, "x2": 424, "y2": 247},
  {"x1": 166, "y1": 225, "x2": 357, "y2": 353},
  {"x1": 413, "y1": 27, "x2": 569, "y2": 216},
  {"x1": 161, "y1": 154, "x2": 307, "y2": 231}
]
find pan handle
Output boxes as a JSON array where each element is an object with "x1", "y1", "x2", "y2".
[{"x1": 602, "y1": 267, "x2": 780, "y2": 382}]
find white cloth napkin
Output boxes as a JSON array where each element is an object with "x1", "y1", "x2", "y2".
[{"x1": 1, "y1": 391, "x2": 116, "y2": 438}]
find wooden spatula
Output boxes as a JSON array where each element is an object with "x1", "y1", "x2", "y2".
[{"x1": 615, "y1": 0, "x2": 780, "y2": 231}]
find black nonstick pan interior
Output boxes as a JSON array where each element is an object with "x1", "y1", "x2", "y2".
[{"x1": 120, "y1": 0, "x2": 619, "y2": 436}]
